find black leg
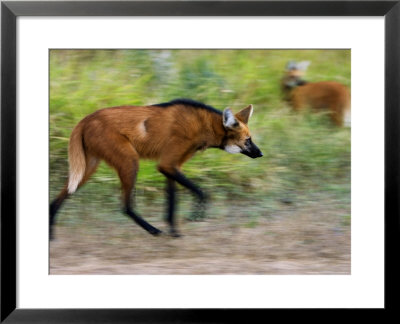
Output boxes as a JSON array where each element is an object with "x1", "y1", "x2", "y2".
[
  {"x1": 117, "y1": 156, "x2": 162, "y2": 236},
  {"x1": 190, "y1": 198, "x2": 208, "y2": 221},
  {"x1": 166, "y1": 179, "x2": 180, "y2": 237},
  {"x1": 159, "y1": 169, "x2": 206, "y2": 201},
  {"x1": 124, "y1": 207, "x2": 162, "y2": 236},
  {"x1": 159, "y1": 168, "x2": 207, "y2": 221},
  {"x1": 49, "y1": 199, "x2": 59, "y2": 240},
  {"x1": 49, "y1": 189, "x2": 69, "y2": 240}
]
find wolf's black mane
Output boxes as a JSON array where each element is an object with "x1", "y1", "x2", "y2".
[{"x1": 153, "y1": 98, "x2": 222, "y2": 115}]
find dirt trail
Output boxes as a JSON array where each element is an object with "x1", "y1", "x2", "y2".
[{"x1": 50, "y1": 201, "x2": 350, "y2": 275}]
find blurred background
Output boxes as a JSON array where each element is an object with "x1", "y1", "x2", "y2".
[{"x1": 49, "y1": 49, "x2": 351, "y2": 274}]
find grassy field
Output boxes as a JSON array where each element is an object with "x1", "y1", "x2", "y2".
[{"x1": 49, "y1": 49, "x2": 351, "y2": 274}]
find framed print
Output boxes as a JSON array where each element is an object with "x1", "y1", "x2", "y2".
[{"x1": 1, "y1": 0, "x2": 399, "y2": 322}]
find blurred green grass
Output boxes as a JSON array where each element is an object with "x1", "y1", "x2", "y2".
[{"x1": 50, "y1": 49, "x2": 350, "y2": 221}]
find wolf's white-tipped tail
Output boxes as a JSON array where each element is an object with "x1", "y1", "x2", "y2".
[
  {"x1": 344, "y1": 108, "x2": 351, "y2": 128},
  {"x1": 67, "y1": 123, "x2": 86, "y2": 194},
  {"x1": 68, "y1": 170, "x2": 83, "y2": 194}
]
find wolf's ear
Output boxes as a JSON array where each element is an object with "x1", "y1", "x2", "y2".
[
  {"x1": 235, "y1": 105, "x2": 253, "y2": 125},
  {"x1": 223, "y1": 108, "x2": 239, "y2": 129},
  {"x1": 296, "y1": 61, "x2": 311, "y2": 71},
  {"x1": 286, "y1": 61, "x2": 297, "y2": 71}
]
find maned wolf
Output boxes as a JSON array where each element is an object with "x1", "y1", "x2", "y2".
[
  {"x1": 281, "y1": 61, "x2": 351, "y2": 127},
  {"x1": 50, "y1": 99, "x2": 263, "y2": 238}
]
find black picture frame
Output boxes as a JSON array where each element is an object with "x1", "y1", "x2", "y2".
[{"x1": 1, "y1": 1, "x2": 399, "y2": 322}]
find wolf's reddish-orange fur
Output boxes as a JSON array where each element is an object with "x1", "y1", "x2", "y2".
[
  {"x1": 67, "y1": 104, "x2": 245, "y2": 192},
  {"x1": 282, "y1": 63, "x2": 351, "y2": 126},
  {"x1": 289, "y1": 81, "x2": 350, "y2": 126},
  {"x1": 50, "y1": 100, "x2": 261, "y2": 238}
]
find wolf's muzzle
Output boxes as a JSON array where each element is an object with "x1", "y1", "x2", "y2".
[{"x1": 241, "y1": 139, "x2": 263, "y2": 159}]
